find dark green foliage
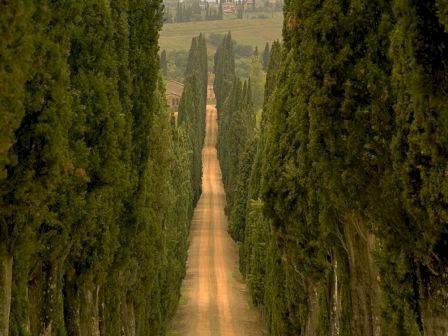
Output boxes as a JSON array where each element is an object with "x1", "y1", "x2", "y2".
[
  {"x1": 0, "y1": 1, "x2": 34, "y2": 181},
  {"x1": 217, "y1": 1, "x2": 448, "y2": 336},
  {"x1": 178, "y1": 34, "x2": 208, "y2": 204},
  {"x1": 1, "y1": 1, "x2": 74, "y2": 333},
  {"x1": 257, "y1": 0, "x2": 394, "y2": 333},
  {"x1": 377, "y1": 1, "x2": 448, "y2": 333},
  {"x1": 214, "y1": 32, "x2": 236, "y2": 111},
  {"x1": 239, "y1": 40, "x2": 282, "y2": 307},
  {"x1": 1, "y1": 1, "x2": 196, "y2": 335},
  {"x1": 214, "y1": 33, "x2": 259, "y2": 269}
]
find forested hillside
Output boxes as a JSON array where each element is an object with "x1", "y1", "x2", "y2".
[
  {"x1": 0, "y1": 2, "x2": 201, "y2": 335},
  {"x1": 216, "y1": 1, "x2": 448, "y2": 336}
]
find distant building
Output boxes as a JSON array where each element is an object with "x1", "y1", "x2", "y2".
[{"x1": 165, "y1": 80, "x2": 184, "y2": 109}]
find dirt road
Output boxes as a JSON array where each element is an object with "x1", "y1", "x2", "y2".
[{"x1": 169, "y1": 105, "x2": 266, "y2": 336}]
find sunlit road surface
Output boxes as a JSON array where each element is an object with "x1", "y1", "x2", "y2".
[{"x1": 169, "y1": 103, "x2": 266, "y2": 336}]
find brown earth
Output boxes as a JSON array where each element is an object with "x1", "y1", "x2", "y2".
[{"x1": 168, "y1": 104, "x2": 266, "y2": 336}]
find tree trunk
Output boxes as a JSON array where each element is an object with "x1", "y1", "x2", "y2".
[
  {"x1": 98, "y1": 286, "x2": 105, "y2": 336},
  {"x1": 0, "y1": 255, "x2": 13, "y2": 336},
  {"x1": 40, "y1": 261, "x2": 66, "y2": 336},
  {"x1": 127, "y1": 299, "x2": 135, "y2": 336},
  {"x1": 63, "y1": 272, "x2": 81, "y2": 336},
  {"x1": 29, "y1": 261, "x2": 43, "y2": 336},
  {"x1": 80, "y1": 285, "x2": 101, "y2": 336},
  {"x1": 120, "y1": 292, "x2": 135, "y2": 336}
]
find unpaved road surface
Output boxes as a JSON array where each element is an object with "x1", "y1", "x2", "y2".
[{"x1": 169, "y1": 104, "x2": 266, "y2": 336}]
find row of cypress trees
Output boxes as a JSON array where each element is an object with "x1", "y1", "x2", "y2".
[
  {"x1": 0, "y1": 1, "x2": 198, "y2": 335},
  {"x1": 214, "y1": 33, "x2": 256, "y2": 245},
  {"x1": 216, "y1": 1, "x2": 448, "y2": 335},
  {"x1": 178, "y1": 34, "x2": 208, "y2": 205}
]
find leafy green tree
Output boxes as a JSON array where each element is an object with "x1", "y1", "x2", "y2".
[{"x1": 1, "y1": 2, "x2": 76, "y2": 334}]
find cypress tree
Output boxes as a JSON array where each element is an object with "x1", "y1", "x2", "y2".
[
  {"x1": 249, "y1": 56, "x2": 265, "y2": 111},
  {"x1": 214, "y1": 32, "x2": 236, "y2": 111},
  {"x1": 230, "y1": 1, "x2": 448, "y2": 335},
  {"x1": 262, "y1": 42, "x2": 270, "y2": 70},
  {"x1": 160, "y1": 49, "x2": 168, "y2": 76},
  {"x1": 378, "y1": 1, "x2": 448, "y2": 334},
  {"x1": 261, "y1": 0, "x2": 394, "y2": 333},
  {"x1": 1, "y1": 1, "x2": 196, "y2": 335},
  {"x1": 63, "y1": 1, "x2": 126, "y2": 334},
  {"x1": 178, "y1": 34, "x2": 208, "y2": 204},
  {"x1": 1, "y1": 2, "x2": 75, "y2": 334},
  {"x1": 0, "y1": 2, "x2": 35, "y2": 333},
  {"x1": 239, "y1": 40, "x2": 282, "y2": 307}
]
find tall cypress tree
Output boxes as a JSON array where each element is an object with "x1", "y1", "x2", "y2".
[
  {"x1": 1, "y1": 2, "x2": 76, "y2": 334},
  {"x1": 178, "y1": 34, "x2": 208, "y2": 204},
  {"x1": 214, "y1": 32, "x2": 236, "y2": 111},
  {"x1": 0, "y1": 2, "x2": 35, "y2": 334},
  {"x1": 240, "y1": 40, "x2": 282, "y2": 307},
  {"x1": 1, "y1": 1, "x2": 196, "y2": 335},
  {"x1": 261, "y1": 0, "x2": 395, "y2": 333},
  {"x1": 63, "y1": 2, "x2": 126, "y2": 334},
  {"x1": 378, "y1": 1, "x2": 448, "y2": 334},
  {"x1": 262, "y1": 42, "x2": 270, "y2": 71}
]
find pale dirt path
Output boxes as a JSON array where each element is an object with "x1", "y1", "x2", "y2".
[{"x1": 169, "y1": 104, "x2": 266, "y2": 336}]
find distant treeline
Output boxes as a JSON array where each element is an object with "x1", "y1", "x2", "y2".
[
  {"x1": 0, "y1": 1, "x2": 203, "y2": 336},
  {"x1": 164, "y1": 1, "x2": 223, "y2": 23},
  {"x1": 163, "y1": 0, "x2": 283, "y2": 23},
  {"x1": 215, "y1": 1, "x2": 448, "y2": 335}
]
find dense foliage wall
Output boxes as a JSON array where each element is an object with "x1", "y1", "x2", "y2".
[
  {"x1": 214, "y1": 32, "x2": 236, "y2": 112},
  {"x1": 178, "y1": 34, "x2": 208, "y2": 205},
  {"x1": 214, "y1": 33, "x2": 258, "y2": 246},
  {"x1": 0, "y1": 1, "x2": 195, "y2": 335},
  {"x1": 217, "y1": 1, "x2": 448, "y2": 336}
]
